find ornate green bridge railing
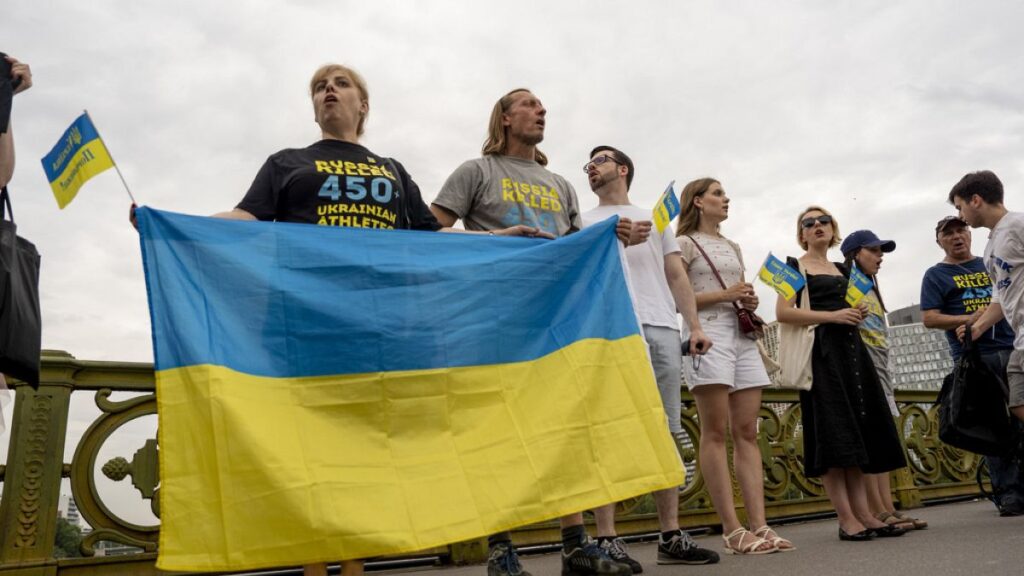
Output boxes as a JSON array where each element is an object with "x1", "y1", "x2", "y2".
[{"x1": 0, "y1": 351, "x2": 983, "y2": 575}]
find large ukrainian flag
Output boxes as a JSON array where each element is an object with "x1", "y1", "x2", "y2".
[{"x1": 136, "y1": 208, "x2": 684, "y2": 572}]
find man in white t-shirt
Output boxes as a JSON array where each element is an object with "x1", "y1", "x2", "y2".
[
  {"x1": 581, "y1": 145, "x2": 718, "y2": 569},
  {"x1": 952, "y1": 170, "x2": 1024, "y2": 423}
]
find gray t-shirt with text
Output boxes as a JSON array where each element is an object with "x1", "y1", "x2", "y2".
[{"x1": 434, "y1": 155, "x2": 581, "y2": 237}]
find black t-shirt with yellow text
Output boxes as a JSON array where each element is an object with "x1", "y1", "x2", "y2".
[{"x1": 238, "y1": 140, "x2": 441, "y2": 231}]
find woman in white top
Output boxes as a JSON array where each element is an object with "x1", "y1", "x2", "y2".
[{"x1": 675, "y1": 178, "x2": 792, "y2": 554}]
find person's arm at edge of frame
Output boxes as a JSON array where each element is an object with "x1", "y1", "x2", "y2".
[
  {"x1": 0, "y1": 127, "x2": 12, "y2": 189},
  {"x1": 1, "y1": 55, "x2": 33, "y2": 188},
  {"x1": 665, "y1": 253, "x2": 712, "y2": 355}
]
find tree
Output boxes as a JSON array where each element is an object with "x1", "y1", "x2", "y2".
[{"x1": 53, "y1": 517, "x2": 83, "y2": 558}]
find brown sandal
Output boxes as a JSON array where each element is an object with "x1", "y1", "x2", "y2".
[
  {"x1": 892, "y1": 510, "x2": 928, "y2": 530},
  {"x1": 875, "y1": 511, "x2": 915, "y2": 530}
]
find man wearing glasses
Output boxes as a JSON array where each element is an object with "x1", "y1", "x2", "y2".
[
  {"x1": 432, "y1": 89, "x2": 632, "y2": 576},
  {"x1": 581, "y1": 146, "x2": 718, "y2": 570},
  {"x1": 922, "y1": 215, "x2": 1022, "y2": 516}
]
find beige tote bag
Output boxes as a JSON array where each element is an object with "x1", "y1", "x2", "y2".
[{"x1": 775, "y1": 258, "x2": 816, "y2": 390}]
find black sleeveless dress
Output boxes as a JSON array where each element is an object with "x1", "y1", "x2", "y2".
[{"x1": 797, "y1": 264, "x2": 906, "y2": 478}]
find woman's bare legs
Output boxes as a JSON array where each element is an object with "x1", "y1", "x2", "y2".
[
  {"x1": 820, "y1": 468, "x2": 866, "y2": 534},
  {"x1": 728, "y1": 387, "x2": 767, "y2": 530}
]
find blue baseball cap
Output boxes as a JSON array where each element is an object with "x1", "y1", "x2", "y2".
[{"x1": 840, "y1": 230, "x2": 896, "y2": 257}]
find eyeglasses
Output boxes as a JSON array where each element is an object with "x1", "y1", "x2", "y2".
[
  {"x1": 800, "y1": 214, "x2": 833, "y2": 229},
  {"x1": 583, "y1": 154, "x2": 621, "y2": 173}
]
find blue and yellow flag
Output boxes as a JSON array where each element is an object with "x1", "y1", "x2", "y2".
[
  {"x1": 652, "y1": 180, "x2": 680, "y2": 233},
  {"x1": 40, "y1": 113, "x2": 114, "y2": 209},
  {"x1": 757, "y1": 253, "x2": 806, "y2": 301},
  {"x1": 137, "y1": 209, "x2": 684, "y2": 572},
  {"x1": 845, "y1": 264, "x2": 874, "y2": 306}
]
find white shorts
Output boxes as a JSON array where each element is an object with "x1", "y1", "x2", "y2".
[{"x1": 682, "y1": 311, "x2": 771, "y2": 391}]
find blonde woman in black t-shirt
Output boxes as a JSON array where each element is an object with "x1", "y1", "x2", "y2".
[{"x1": 204, "y1": 65, "x2": 550, "y2": 576}]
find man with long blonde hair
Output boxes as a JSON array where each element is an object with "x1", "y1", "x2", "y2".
[
  {"x1": 432, "y1": 89, "x2": 576, "y2": 238},
  {"x1": 431, "y1": 90, "x2": 631, "y2": 576}
]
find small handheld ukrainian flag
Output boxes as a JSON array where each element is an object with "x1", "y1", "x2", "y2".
[
  {"x1": 845, "y1": 263, "x2": 874, "y2": 306},
  {"x1": 757, "y1": 253, "x2": 806, "y2": 301},
  {"x1": 652, "y1": 180, "x2": 680, "y2": 233},
  {"x1": 40, "y1": 112, "x2": 116, "y2": 209}
]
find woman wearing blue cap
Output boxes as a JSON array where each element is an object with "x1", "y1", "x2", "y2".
[
  {"x1": 776, "y1": 208, "x2": 908, "y2": 542},
  {"x1": 841, "y1": 231, "x2": 928, "y2": 531}
]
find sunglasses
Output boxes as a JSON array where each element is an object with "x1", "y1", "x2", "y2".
[
  {"x1": 583, "y1": 154, "x2": 622, "y2": 173},
  {"x1": 800, "y1": 214, "x2": 833, "y2": 229}
]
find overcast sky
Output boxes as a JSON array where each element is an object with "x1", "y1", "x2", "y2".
[{"x1": 3, "y1": 0, "x2": 1024, "y2": 524}]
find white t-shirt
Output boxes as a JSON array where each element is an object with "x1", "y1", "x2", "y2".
[
  {"x1": 581, "y1": 204, "x2": 680, "y2": 329},
  {"x1": 984, "y1": 210, "x2": 1024, "y2": 349}
]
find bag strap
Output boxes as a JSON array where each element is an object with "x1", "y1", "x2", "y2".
[
  {"x1": 788, "y1": 256, "x2": 811, "y2": 311},
  {"x1": 686, "y1": 235, "x2": 743, "y2": 312},
  {"x1": 1, "y1": 186, "x2": 12, "y2": 223}
]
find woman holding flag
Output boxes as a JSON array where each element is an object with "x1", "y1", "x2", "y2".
[
  {"x1": 841, "y1": 231, "x2": 928, "y2": 531},
  {"x1": 776, "y1": 208, "x2": 907, "y2": 542},
  {"x1": 675, "y1": 178, "x2": 791, "y2": 555}
]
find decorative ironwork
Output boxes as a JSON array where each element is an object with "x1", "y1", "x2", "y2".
[
  {"x1": 69, "y1": 389, "x2": 160, "y2": 555},
  {"x1": 14, "y1": 394, "x2": 52, "y2": 548},
  {"x1": 0, "y1": 352, "x2": 994, "y2": 574}
]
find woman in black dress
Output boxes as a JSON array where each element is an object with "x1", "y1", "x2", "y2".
[{"x1": 776, "y1": 206, "x2": 907, "y2": 541}]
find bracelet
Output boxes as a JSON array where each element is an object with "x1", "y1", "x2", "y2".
[{"x1": 488, "y1": 231, "x2": 495, "y2": 236}]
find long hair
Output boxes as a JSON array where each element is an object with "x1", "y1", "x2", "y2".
[
  {"x1": 675, "y1": 178, "x2": 720, "y2": 237},
  {"x1": 844, "y1": 249, "x2": 886, "y2": 312},
  {"x1": 481, "y1": 88, "x2": 548, "y2": 166},
  {"x1": 309, "y1": 64, "x2": 369, "y2": 136},
  {"x1": 796, "y1": 205, "x2": 841, "y2": 250}
]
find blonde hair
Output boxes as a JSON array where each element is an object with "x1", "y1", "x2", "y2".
[
  {"x1": 309, "y1": 64, "x2": 369, "y2": 136},
  {"x1": 796, "y1": 205, "x2": 841, "y2": 250},
  {"x1": 675, "y1": 178, "x2": 720, "y2": 237},
  {"x1": 481, "y1": 88, "x2": 548, "y2": 166}
]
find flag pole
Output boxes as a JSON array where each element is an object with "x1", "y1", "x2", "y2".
[{"x1": 84, "y1": 109, "x2": 137, "y2": 205}]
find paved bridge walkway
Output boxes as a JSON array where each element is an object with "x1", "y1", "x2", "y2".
[{"x1": 372, "y1": 499, "x2": 1023, "y2": 576}]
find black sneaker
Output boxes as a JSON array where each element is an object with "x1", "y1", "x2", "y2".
[
  {"x1": 487, "y1": 542, "x2": 532, "y2": 576},
  {"x1": 657, "y1": 531, "x2": 719, "y2": 565},
  {"x1": 562, "y1": 539, "x2": 632, "y2": 576},
  {"x1": 598, "y1": 538, "x2": 643, "y2": 574}
]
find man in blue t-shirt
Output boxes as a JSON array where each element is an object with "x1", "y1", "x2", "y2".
[{"x1": 921, "y1": 215, "x2": 1023, "y2": 516}]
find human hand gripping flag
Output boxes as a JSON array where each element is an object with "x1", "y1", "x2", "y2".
[
  {"x1": 845, "y1": 263, "x2": 874, "y2": 306},
  {"x1": 652, "y1": 180, "x2": 680, "y2": 233},
  {"x1": 757, "y1": 253, "x2": 806, "y2": 300}
]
